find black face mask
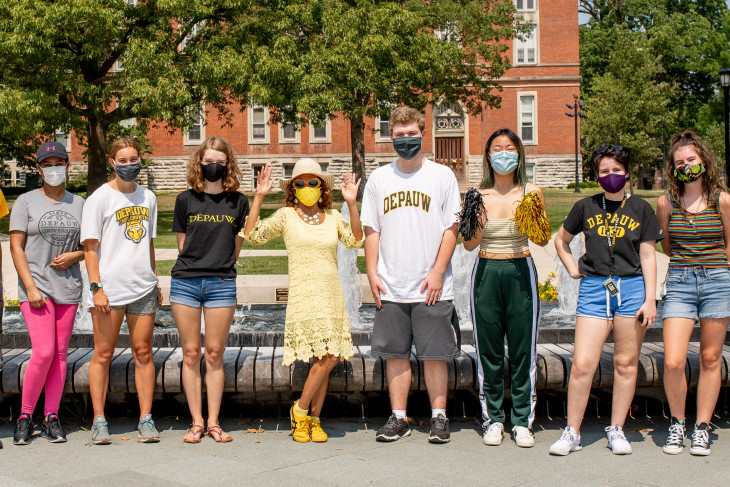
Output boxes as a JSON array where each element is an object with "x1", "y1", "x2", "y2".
[{"x1": 202, "y1": 163, "x2": 226, "y2": 182}]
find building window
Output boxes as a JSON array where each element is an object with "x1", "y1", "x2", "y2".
[
  {"x1": 249, "y1": 105, "x2": 269, "y2": 144},
  {"x1": 252, "y1": 164, "x2": 264, "y2": 189},
  {"x1": 320, "y1": 163, "x2": 329, "y2": 173},
  {"x1": 375, "y1": 116, "x2": 391, "y2": 142},
  {"x1": 515, "y1": 25, "x2": 536, "y2": 65},
  {"x1": 55, "y1": 130, "x2": 70, "y2": 151},
  {"x1": 184, "y1": 105, "x2": 204, "y2": 145},
  {"x1": 310, "y1": 117, "x2": 330, "y2": 143},
  {"x1": 280, "y1": 110, "x2": 300, "y2": 143},
  {"x1": 518, "y1": 93, "x2": 536, "y2": 144},
  {"x1": 515, "y1": 0, "x2": 535, "y2": 11},
  {"x1": 181, "y1": 22, "x2": 202, "y2": 51},
  {"x1": 526, "y1": 164, "x2": 535, "y2": 183},
  {"x1": 436, "y1": 22, "x2": 457, "y2": 42},
  {"x1": 283, "y1": 163, "x2": 295, "y2": 179}
]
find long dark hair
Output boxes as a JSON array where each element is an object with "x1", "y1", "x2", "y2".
[{"x1": 480, "y1": 128, "x2": 527, "y2": 189}]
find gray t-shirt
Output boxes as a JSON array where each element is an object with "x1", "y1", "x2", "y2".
[{"x1": 9, "y1": 189, "x2": 85, "y2": 304}]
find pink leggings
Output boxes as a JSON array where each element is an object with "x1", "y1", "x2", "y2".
[{"x1": 20, "y1": 300, "x2": 78, "y2": 416}]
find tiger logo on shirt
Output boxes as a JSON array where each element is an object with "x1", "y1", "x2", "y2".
[{"x1": 115, "y1": 206, "x2": 150, "y2": 243}]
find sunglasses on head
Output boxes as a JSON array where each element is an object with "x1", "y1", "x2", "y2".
[
  {"x1": 595, "y1": 145, "x2": 624, "y2": 154},
  {"x1": 294, "y1": 178, "x2": 321, "y2": 189}
]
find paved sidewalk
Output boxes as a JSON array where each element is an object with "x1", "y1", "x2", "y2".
[{"x1": 0, "y1": 416, "x2": 728, "y2": 486}]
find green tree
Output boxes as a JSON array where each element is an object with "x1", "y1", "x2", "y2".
[
  {"x1": 230, "y1": 0, "x2": 525, "y2": 192},
  {"x1": 581, "y1": 29, "x2": 677, "y2": 174},
  {"x1": 0, "y1": 0, "x2": 255, "y2": 194}
]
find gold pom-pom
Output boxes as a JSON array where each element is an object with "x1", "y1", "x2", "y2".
[{"x1": 512, "y1": 191, "x2": 551, "y2": 243}]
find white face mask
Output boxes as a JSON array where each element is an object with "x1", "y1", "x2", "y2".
[{"x1": 42, "y1": 166, "x2": 67, "y2": 187}]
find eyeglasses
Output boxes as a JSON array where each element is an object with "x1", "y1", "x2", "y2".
[
  {"x1": 293, "y1": 178, "x2": 321, "y2": 189},
  {"x1": 595, "y1": 145, "x2": 624, "y2": 154}
]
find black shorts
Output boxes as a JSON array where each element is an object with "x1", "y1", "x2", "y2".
[{"x1": 371, "y1": 300, "x2": 460, "y2": 360}]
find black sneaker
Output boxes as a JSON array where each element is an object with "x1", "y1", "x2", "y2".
[
  {"x1": 690, "y1": 422, "x2": 710, "y2": 456},
  {"x1": 13, "y1": 414, "x2": 34, "y2": 445},
  {"x1": 42, "y1": 414, "x2": 67, "y2": 443},
  {"x1": 375, "y1": 414, "x2": 411, "y2": 442},
  {"x1": 428, "y1": 414, "x2": 450, "y2": 444}
]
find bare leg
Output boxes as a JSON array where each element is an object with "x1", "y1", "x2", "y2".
[
  {"x1": 610, "y1": 315, "x2": 647, "y2": 427},
  {"x1": 423, "y1": 361, "x2": 448, "y2": 410},
  {"x1": 126, "y1": 313, "x2": 156, "y2": 419},
  {"x1": 386, "y1": 358, "x2": 411, "y2": 411},
  {"x1": 89, "y1": 309, "x2": 126, "y2": 418},
  {"x1": 202, "y1": 306, "x2": 235, "y2": 427},
  {"x1": 566, "y1": 317, "x2": 612, "y2": 432},
  {"x1": 696, "y1": 318, "x2": 729, "y2": 424},
  {"x1": 301, "y1": 355, "x2": 339, "y2": 417},
  {"x1": 663, "y1": 318, "x2": 694, "y2": 420},
  {"x1": 172, "y1": 303, "x2": 204, "y2": 427}
]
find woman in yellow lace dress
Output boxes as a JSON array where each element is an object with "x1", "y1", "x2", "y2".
[{"x1": 242, "y1": 158, "x2": 363, "y2": 443}]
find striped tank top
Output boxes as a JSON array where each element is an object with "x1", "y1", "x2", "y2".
[{"x1": 668, "y1": 193, "x2": 729, "y2": 268}]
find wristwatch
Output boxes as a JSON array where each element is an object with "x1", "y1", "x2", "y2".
[{"x1": 90, "y1": 282, "x2": 103, "y2": 292}]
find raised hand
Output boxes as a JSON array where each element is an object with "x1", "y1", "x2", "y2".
[
  {"x1": 256, "y1": 164, "x2": 274, "y2": 197},
  {"x1": 340, "y1": 171, "x2": 361, "y2": 204}
]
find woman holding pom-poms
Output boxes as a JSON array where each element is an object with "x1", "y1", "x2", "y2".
[{"x1": 461, "y1": 128, "x2": 550, "y2": 448}]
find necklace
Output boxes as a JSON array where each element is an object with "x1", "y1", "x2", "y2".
[{"x1": 296, "y1": 208, "x2": 321, "y2": 225}]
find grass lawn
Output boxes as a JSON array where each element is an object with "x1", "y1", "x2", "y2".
[{"x1": 156, "y1": 256, "x2": 367, "y2": 276}]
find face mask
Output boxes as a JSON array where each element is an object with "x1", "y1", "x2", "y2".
[
  {"x1": 202, "y1": 163, "x2": 226, "y2": 182},
  {"x1": 392, "y1": 136, "x2": 422, "y2": 160},
  {"x1": 598, "y1": 173, "x2": 627, "y2": 194},
  {"x1": 41, "y1": 166, "x2": 67, "y2": 187},
  {"x1": 295, "y1": 187, "x2": 321, "y2": 207},
  {"x1": 490, "y1": 151, "x2": 519, "y2": 175},
  {"x1": 114, "y1": 161, "x2": 141, "y2": 182},
  {"x1": 673, "y1": 163, "x2": 705, "y2": 183}
]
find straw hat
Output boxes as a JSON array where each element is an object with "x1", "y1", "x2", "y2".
[{"x1": 279, "y1": 158, "x2": 334, "y2": 191}]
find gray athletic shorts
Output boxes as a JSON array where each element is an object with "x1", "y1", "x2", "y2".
[
  {"x1": 371, "y1": 300, "x2": 460, "y2": 360},
  {"x1": 110, "y1": 287, "x2": 159, "y2": 316}
]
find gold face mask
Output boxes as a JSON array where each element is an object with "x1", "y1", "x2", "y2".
[{"x1": 295, "y1": 187, "x2": 321, "y2": 206}]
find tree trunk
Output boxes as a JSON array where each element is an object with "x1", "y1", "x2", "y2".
[
  {"x1": 87, "y1": 119, "x2": 108, "y2": 195},
  {"x1": 350, "y1": 113, "x2": 367, "y2": 200}
]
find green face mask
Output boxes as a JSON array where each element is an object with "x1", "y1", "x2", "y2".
[
  {"x1": 295, "y1": 187, "x2": 321, "y2": 206},
  {"x1": 673, "y1": 163, "x2": 705, "y2": 183}
]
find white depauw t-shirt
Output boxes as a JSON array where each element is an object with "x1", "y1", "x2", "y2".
[
  {"x1": 80, "y1": 183, "x2": 158, "y2": 307},
  {"x1": 361, "y1": 159, "x2": 461, "y2": 303}
]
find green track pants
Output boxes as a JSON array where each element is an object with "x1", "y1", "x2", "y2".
[{"x1": 471, "y1": 257, "x2": 540, "y2": 429}]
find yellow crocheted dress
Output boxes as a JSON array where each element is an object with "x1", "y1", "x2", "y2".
[{"x1": 242, "y1": 207, "x2": 363, "y2": 365}]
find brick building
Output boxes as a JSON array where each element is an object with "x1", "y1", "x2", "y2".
[{"x1": 61, "y1": 0, "x2": 580, "y2": 192}]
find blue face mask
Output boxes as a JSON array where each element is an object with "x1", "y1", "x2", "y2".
[
  {"x1": 392, "y1": 136, "x2": 422, "y2": 160},
  {"x1": 490, "y1": 151, "x2": 519, "y2": 175}
]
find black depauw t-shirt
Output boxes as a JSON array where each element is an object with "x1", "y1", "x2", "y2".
[
  {"x1": 562, "y1": 194, "x2": 663, "y2": 277},
  {"x1": 171, "y1": 190, "x2": 250, "y2": 278}
]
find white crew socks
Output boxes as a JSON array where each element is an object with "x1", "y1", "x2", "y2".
[
  {"x1": 432, "y1": 409, "x2": 446, "y2": 419},
  {"x1": 393, "y1": 409, "x2": 407, "y2": 420}
]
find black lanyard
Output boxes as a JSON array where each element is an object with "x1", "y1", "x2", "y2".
[{"x1": 602, "y1": 193, "x2": 627, "y2": 276}]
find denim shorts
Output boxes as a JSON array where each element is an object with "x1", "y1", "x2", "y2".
[
  {"x1": 169, "y1": 276, "x2": 237, "y2": 309},
  {"x1": 662, "y1": 266, "x2": 730, "y2": 321},
  {"x1": 576, "y1": 275, "x2": 645, "y2": 320},
  {"x1": 110, "y1": 287, "x2": 159, "y2": 315}
]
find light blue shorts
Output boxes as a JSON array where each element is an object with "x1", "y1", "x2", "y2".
[
  {"x1": 662, "y1": 266, "x2": 730, "y2": 321},
  {"x1": 170, "y1": 277, "x2": 237, "y2": 309},
  {"x1": 576, "y1": 275, "x2": 645, "y2": 320}
]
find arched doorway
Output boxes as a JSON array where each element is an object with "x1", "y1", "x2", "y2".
[{"x1": 434, "y1": 101, "x2": 465, "y2": 180}]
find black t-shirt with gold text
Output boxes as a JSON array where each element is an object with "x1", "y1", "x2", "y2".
[
  {"x1": 562, "y1": 194, "x2": 663, "y2": 277},
  {"x1": 171, "y1": 190, "x2": 250, "y2": 278}
]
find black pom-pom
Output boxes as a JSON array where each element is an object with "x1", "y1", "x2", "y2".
[{"x1": 457, "y1": 188, "x2": 485, "y2": 241}]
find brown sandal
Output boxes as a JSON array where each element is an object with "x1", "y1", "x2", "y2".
[
  {"x1": 206, "y1": 425, "x2": 233, "y2": 443},
  {"x1": 184, "y1": 425, "x2": 204, "y2": 443}
]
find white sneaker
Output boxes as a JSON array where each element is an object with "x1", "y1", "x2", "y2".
[
  {"x1": 549, "y1": 426, "x2": 582, "y2": 456},
  {"x1": 482, "y1": 422, "x2": 504, "y2": 446},
  {"x1": 605, "y1": 425, "x2": 632, "y2": 455},
  {"x1": 512, "y1": 426, "x2": 535, "y2": 448}
]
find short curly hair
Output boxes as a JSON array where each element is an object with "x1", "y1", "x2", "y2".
[
  {"x1": 592, "y1": 145, "x2": 631, "y2": 174},
  {"x1": 283, "y1": 175, "x2": 332, "y2": 210},
  {"x1": 187, "y1": 136, "x2": 242, "y2": 193}
]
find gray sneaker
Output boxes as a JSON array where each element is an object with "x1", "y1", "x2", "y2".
[
  {"x1": 90, "y1": 416, "x2": 112, "y2": 445},
  {"x1": 137, "y1": 414, "x2": 160, "y2": 443}
]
